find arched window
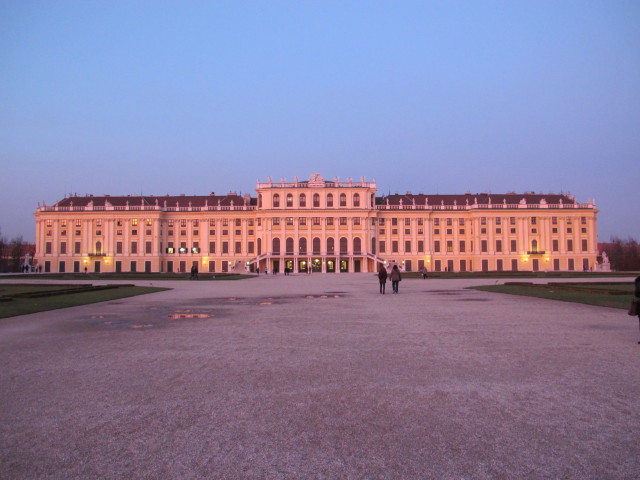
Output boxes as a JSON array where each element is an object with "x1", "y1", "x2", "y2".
[
  {"x1": 340, "y1": 237, "x2": 348, "y2": 253},
  {"x1": 299, "y1": 194, "x2": 306, "y2": 207},
  {"x1": 95, "y1": 241, "x2": 102, "y2": 255},
  {"x1": 353, "y1": 237, "x2": 361, "y2": 254},
  {"x1": 286, "y1": 194, "x2": 293, "y2": 207},
  {"x1": 313, "y1": 237, "x2": 321, "y2": 254},
  {"x1": 327, "y1": 237, "x2": 335, "y2": 254},
  {"x1": 257, "y1": 238, "x2": 262, "y2": 255},
  {"x1": 531, "y1": 240, "x2": 538, "y2": 253},
  {"x1": 272, "y1": 237, "x2": 280, "y2": 254},
  {"x1": 313, "y1": 193, "x2": 320, "y2": 208},
  {"x1": 327, "y1": 193, "x2": 334, "y2": 207},
  {"x1": 286, "y1": 237, "x2": 294, "y2": 254},
  {"x1": 299, "y1": 237, "x2": 307, "y2": 254},
  {"x1": 273, "y1": 194, "x2": 280, "y2": 208},
  {"x1": 353, "y1": 193, "x2": 360, "y2": 207},
  {"x1": 340, "y1": 193, "x2": 347, "y2": 207}
]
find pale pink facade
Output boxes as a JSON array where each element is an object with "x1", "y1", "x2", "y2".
[{"x1": 34, "y1": 174, "x2": 599, "y2": 274}]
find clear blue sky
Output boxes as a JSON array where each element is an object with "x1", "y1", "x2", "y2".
[{"x1": 1, "y1": 1, "x2": 638, "y2": 243}]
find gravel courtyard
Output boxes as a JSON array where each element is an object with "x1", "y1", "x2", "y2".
[{"x1": 1, "y1": 274, "x2": 639, "y2": 479}]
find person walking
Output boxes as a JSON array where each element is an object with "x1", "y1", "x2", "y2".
[
  {"x1": 378, "y1": 266, "x2": 388, "y2": 294},
  {"x1": 390, "y1": 265, "x2": 402, "y2": 294},
  {"x1": 630, "y1": 276, "x2": 640, "y2": 344}
]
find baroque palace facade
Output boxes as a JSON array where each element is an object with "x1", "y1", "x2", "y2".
[{"x1": 34, "y1": 174, "x2": 599, "y2": 274}]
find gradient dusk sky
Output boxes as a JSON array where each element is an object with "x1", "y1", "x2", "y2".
[{"x1": 1, "y1": 1, "x2": 638, "y2": 243}]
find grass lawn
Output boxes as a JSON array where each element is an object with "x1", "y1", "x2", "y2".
[
  {"x1": 471, "y1": 282, "x2": 634, "y2": 310},
  {"x1": 0, "y1": 284, "x2": 168, "y2": 319}
]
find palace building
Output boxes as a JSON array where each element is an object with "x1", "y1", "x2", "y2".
[{"x1": 34, "y1": 174, "x2": 599, "y2": 274}]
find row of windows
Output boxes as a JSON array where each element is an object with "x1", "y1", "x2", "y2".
[
  {"x1": 45, "y1": 215, "x2": 591, "y2": 231},
  {"x1": 47, "y1": 256, "x2": 592, "y2": 274},
  {"x1": 264, "y1": 192, "x2": 372, "y2": 208},
  {"x1": 46, "y1": 237, "x2": 589, "y2": 256}
]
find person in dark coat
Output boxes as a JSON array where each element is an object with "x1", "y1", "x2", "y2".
[
  {"x1": 378, "y1": 266, "x2": 388, "y2": 294},
  {"x1": 390, "y1": 265, "x2": 402, "y2": 294},
  {"x1": 634, "y1": 276, "x2": 640, "y2": 344}
]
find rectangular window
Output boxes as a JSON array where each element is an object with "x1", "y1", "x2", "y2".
[
  {"x1": 567, "y1": 239, "x2": 574, "y2": 252},
  {"x1": 209, "y1": 241, "x2": 215, "y2": 253},
  {"x1": 60, "y1": 242, "x2": 67, "y2": 254},
  {"x1": 568, "y1": 258, "x2": 575, "y2": 270},
  {"x1": 581, "y1": 216, "x2": 587, "y2": 225},
  {"x1": 340, "y1": 217, "x2": 347, "y2": 225},
  {"x1": 312, "y1": 217, "x2": 320, "y2": 225},
  {"x1": 446, "y1": 218, "x2": 452, "y2": 226},
  {"x1": 581, "y1": 239, "x2": 588, "y2": 252},
  {"x1": 434, "y1": 260, "x2": 441, "y2": 272},
  {"x1": 434, "y1": 240, "x2": 440, "y2": 253},
  {"x1": 496, "y1": 240, "x2": 502, "y2": 252},
  {"x1": 286, "y1": 217, "x2": 294, "y2": 226},
  {"x1": 272, "y1": 218, "x2": 280, "y2": 226},
  {"x1": 326, "y1": 217, "x2": 334, "y2": 226},
  {"x1": 222, "y1": 242, "x2": 229, "y2": 254},
  {"x1": 495, "y1": 217, "x2": 501, "y2": 225},
  {"x1": 433, "y1": 218, "x2": 439, "y2": 226},
  {"x1": 459, "y1": 218, "x2": 465, "y2": 226},
  {"x1": 392, "y1": 241, "x2": 398, "y2": 253},
  {"x1": 405, "y1": 218, "x2": 411, "y2": 226},
  {"x1": 235, "y1": 242, "x2": 241, "y2": 254},
  {"x1": 299, "y1": 217, "x2": 307, "y2": 226},
  {"x1": 379, "y1": 241, "x2": 386, "y2": 253},
  {"x1": 405, "y1": 229, "x2": 410, "y2": 235},
  {"x1": 235, "y1": 219, "x2": 241, "y2": 227},
  {"x1": 510, "y1": 240, "x2": 517, "y2": 252},
  {"x1": 405, "y1": 240, "x2": 411, "y2": 253},
  {"x1": 145, "y1": 241, "x2": 152, "y2": 254},
  {"x1": 531, "y1": 217, "x2": 537, "y2": 225},
  {"x1": 353, "y1": 217, "x2": 361, "y2": 226},
  {"x1": 481, "y1": 217, "x2": 486, "y2": 225},
  {"x1": 497, "y1": 259, "x2": 503, "y2": 271},
  {"x1": 418, "y1": 240, "x2": 424, "y2": 253},
  {"x1": 552, "y1": 239, "x2": 559, "y2": 252},
  {"x1": 510, "y1": 217, "x2": 516, "y2": 225},
  {"x1": 446, "y1": 240, "x2": 453, "y2": 253},
  {"x1": 131, "y1": 241, "x2": 138, "y2": 254},
  {"x1": 74, "y1": 242, "x2": 81, "y2": 254},
  {"x1": 481, "y1": 240, "x2": 487, "y2": 253},
  {"x1": 116, "y1": 242, "x2": 123, "y2": 254},
  {"x1": 392, "y1": 218, "x2": 398, "y2": 226},
  {"x1": 459, "y1": 241, "x2": 465, "y2": 253},
  {"x1": 248, "y1": 242, "x2": 254, "y2": 254},
  {"x1": 130, "y1": 261, "x2": 137, "y2": 273}
]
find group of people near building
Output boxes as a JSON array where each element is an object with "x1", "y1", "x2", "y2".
[{"x1": 377, "y1": 265, "x2": 402, "y2": 294}]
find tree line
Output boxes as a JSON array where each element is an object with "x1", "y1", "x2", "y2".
[
  {"x1": 601, "y1": 237, "x2": 640, "y2": 271},
  {"x1": 0, "y1": 229, "x2": 34, "y2": 273}
]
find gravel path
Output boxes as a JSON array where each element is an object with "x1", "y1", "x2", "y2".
[{"x1": 1, "y1": 274, "x2": 638, "y2": 479}]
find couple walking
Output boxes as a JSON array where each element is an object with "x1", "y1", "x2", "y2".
[{"x1": 378, "y1": 265, "x2": 401, "y2": 294}]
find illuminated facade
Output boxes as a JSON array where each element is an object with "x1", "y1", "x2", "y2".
[{"x1": 34, "y1": 174, "x2": 599, "y2": 274}]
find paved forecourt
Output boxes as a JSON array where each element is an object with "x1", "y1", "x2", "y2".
[{"x1": 1, "y1": 274, "x2": 638, "y2": 479}]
